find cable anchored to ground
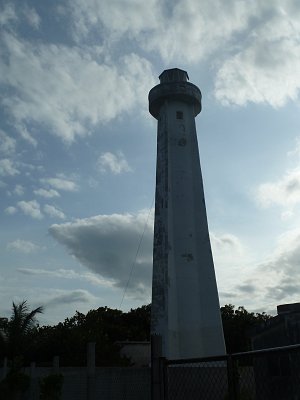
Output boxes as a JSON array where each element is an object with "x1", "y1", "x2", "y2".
[{"x1": 119, "y1": 196, "x2": 154, "y2": 310}]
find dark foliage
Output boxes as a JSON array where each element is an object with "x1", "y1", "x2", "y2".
[
  {"x1": 221, "y1": 304, "x2": 271, "y2": 353},
  {"x1": 0, "y1": 300, "x2": 43, "y2": 366},
  {"x1": 1, "y1": 301, "x2": 273, "y2": 367},
  {"x1": 0, "y1": 368, "x2": 30, "y2": 399},
  {"x1": 30, "y1": 304, "x2": 151, "y2": 366},
  {"x1": 39, "y1": 373, "x2": 64, "y2": 400}
]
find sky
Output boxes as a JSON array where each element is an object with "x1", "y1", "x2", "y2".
[{"x1": 1, "y1": 0, "x2": 300, "y2": 326}]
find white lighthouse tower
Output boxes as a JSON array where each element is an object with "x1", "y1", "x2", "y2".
[{"x1": 149, "y1": 68, "x2": 225, "y2": 359}]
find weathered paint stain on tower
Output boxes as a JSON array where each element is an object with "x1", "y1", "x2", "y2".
[{"x1": 149, "y1": 68, "x2": 226, "y2": 359}]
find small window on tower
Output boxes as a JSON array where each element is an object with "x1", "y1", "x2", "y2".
[{"x1": 176, "y1": 111, "x2": 183, "y2": 119}]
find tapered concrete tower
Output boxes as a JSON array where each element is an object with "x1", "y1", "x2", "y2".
[{"x1": 149, "y1": 68, "x2": 225, "y2": 359}]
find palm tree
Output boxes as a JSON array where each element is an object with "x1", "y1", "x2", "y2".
[
  {"x1": 0, "y1": 301, "x2": 43, "y2": 399},
  {"x1": 0, "y1": 317, "x2": 8, "y2": 358},
  {"x1": 5, "y1": 300, "x2": 44, "y2": 363}
]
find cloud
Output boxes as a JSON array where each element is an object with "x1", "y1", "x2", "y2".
[
  {"x1": 69, "y1": 0, "x2": 252, "y2": 63},
  {"x1": 0, "y1": 158, "x2": 19, "y2": 176},
  {"x1": 146, "y1": 0, "x2": 253, "y2": 63},
  {"x1": 17, "y1": 267, "x2": 113, "y2": 287},
  {"x1": 17, "y1": 200, "x2": 43, "y2": 219},
  {"x1": 216, "y1": 227, "x2": 300, "y2": 312},
  {"x1": 69, "y1": 0, "x2": 161, "y2": 43},
  {"x1": 40, "y1": 177, "x2": 78, "y2": 192},
  {"x1": 214, "y1": 3, "x2": 300, "y2": 107},
  {"x1": 7, "y1": 239, "x2": 41, "y2": 254},
  {"x1": 0, "y1": 3, "x2": 17, "y2": 28},
  {"x1": 13, "y1": 184, "x2": 24, "y2": 196},
  {"x1": 34, "y1": 188, "x2": 60, "y2": 198},
  {"x1": 48, "y1": 215, "x2": 249, "y2": 304},
  {"x1": 97, "y1": 151, "x2": 132, "y2": 174},
  {"x1": 211, "y1": 233, "x2": 243, "y2": 251},
  {"x1": 44, "y1": 204, "x2": 66, "y2": 219},
  {"x1": 288, "y1": 137, "x2": 300, "y2": 159},
  {"x1": 45, "y1": 289, "x2": 96, "y2": 307},
  {"x1": 0, "y1": 130, "x2": 16, "y2": 155},
  {"x1": 4, "y1": 206, "x2": 17, "y2": 215},
  {"x1": 16, "y1": 124, "x2": 37, "y2": 147},
  {"x1": 210, "y1": 232, "x2": 244, "y2": 270},
  {"x1": 256, "y1": 167, "x2": 300, "y2": 208},
  {"x1": 0, "y1": 31, "x2": 155, "y2": 143},
  {"x1": 0, "y1": 3, "x2": 40, "y2": 31},
  {"x1": 236, "y1": 282, "x2": 256, "y2": 294},
  {"x1": 258, "y1": 229, "x2": 300, "y2": 302},
  {"x1": 49, "y1": 211, "x2": 153, "y2": 300},
  {"x1": 22, "y1": 5, "x2": 40, "y2": 29}
]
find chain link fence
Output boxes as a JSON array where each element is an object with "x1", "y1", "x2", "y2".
[{"x1": 162, "y1": 344, "x2": 300, "y2": 400}]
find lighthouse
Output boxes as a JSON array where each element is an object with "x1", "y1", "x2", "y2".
[{"x1": 149, "y1": 68, "x2": 225, "y2": 359}]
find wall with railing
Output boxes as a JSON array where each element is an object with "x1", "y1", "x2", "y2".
[{"x1": 0, "y1": 343, "x2": 150, "y2": 400}]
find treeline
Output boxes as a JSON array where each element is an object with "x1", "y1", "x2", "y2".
[{"x1": 0, "y1": 302, "x2": 271, "y2": 366}]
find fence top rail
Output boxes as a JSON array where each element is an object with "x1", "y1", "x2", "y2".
[
  {"x1": 231, "y1": 343, "x2": 300, "y2": 358},
  {"x1": 166, "y1": 354, "x2": 228, "y2": 365},
  {"x1": 166, "y1": 343, "x2": 300, "y2": 365}
]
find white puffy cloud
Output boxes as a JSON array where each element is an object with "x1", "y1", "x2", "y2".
[
  {"x1": 0, "y1": 158, "x2": 19, "y2": 176},
  {"x1": 67, "y1": 0, "x2": 300, "y2": 108},
  {"x1": 7, "y1": 239, "x2": 40, "y2": 254},
  {"x1": 16, "y1": 124, "x2": 37, "y2": 147},
  {"x1": 1, "y1": 0, "x2": 299, "y2": 132},
  {"x1": 49, "y1": 211, "x2": 153, "y2": 300},
  {"x1": 22, "y1": 5, "x2": 40, "y2": 29},
  {"x1": 256, "y1": 167, "x2": 300, "y2": 208},
  {"x1": 257, "y1": 229, "x2": 300, "y2": 302},
  {"x1": 69, "y1": 0, "x2": 160, "y2": 42},
  {"x1": 0, "y1": 130, "x2": 16, "y2": 155},
  {"x1": 210, "y1": 233, "x2": 245, "y2": 275},
  {"x1": 211, "y1": 233, "x2": 243, "y2": 254},
  {"x1": 215, "y1": 1, "x2": 300, "y2": 107},
  {"x1": 40, "y1": 177, "x2": 78, "y2": 192},
  {"x1": 34, "y1": 188, "x2": 60, "y2": 198},
  {"x1": 68, "y1": 0, "x2": 253, "y2": 63},
  {"x1": 44, "y1": 204, "x2": 66, "y2": 219},
  {"x1": 97, "y1": 151, "x2": 132, "y2": 174},
  {"x1": 0, "y1": 31, "x2": 155, "y2": 143},
  {"x1": 209, "y1": 232, "x2": 253, "y2": 305},
  {"x1": 17, "y1": 200, "x2": 43, "y2": 219},
  {"x1": 0, "y1": 2, "x2": 40, "y2": 30},
  {"x1": 146, "y1": 0, "x2": 254, "y2": 63},
  {"x1": 0, "y1": 3, "x2": 17, "y2": 27},
  {"x1": 13, "y1": 184, "x2": 24, "y2": 196},
  {"x1": 214, "y1": 226, "x2": 300, "y2": 313},
  {"x1": 4, "y1": 206, "x2": 17, "y2": 215}
]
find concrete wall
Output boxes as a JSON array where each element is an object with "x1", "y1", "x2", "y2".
[
  {"x1": 0, "y1": 366, "x2": 151, "y2": 400},
  {"x1": 119, "y1": 342, "x2": 150, "y2": 367}
]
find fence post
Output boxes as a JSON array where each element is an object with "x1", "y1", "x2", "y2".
[
  {"x1": 53, "y1": 356, "x2": 60, "y2": 374},
  {"x1": 160, "y1": 357, "x2": 167, "y2": 400},
  {"x1": 2, "y1": 357, "x2": 8, "y2": 380},
  {"x1": 87, "y1": 342, "x2": 96, "y2": 400},
  {"x1": 151, "y1": 334, "x2": 166, "y2": 400},
  {"x1": 29, "y1": 362, "x2": 37, "y2": 400},
  {"x1": 227, "y1": 355, "x2": 239, "y2": 400}
]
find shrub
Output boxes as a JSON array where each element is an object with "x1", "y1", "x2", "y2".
[
  {"x1": 0, "y1": 369, "x2": 30, "y2": 399},
  {"x1": 39, "y1": 373, "x2": 64, "y2": 400}
]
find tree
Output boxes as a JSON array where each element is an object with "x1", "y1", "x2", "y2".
[
  {"x1": 32, "y1": 305, "x2": 152, "y2": 366},
  {"x1": 221, "y1": 304, "x2": 271, "y2": 353},
  {"x1": 1, "y1": 300, "x2": 43, "y2": 364}
]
